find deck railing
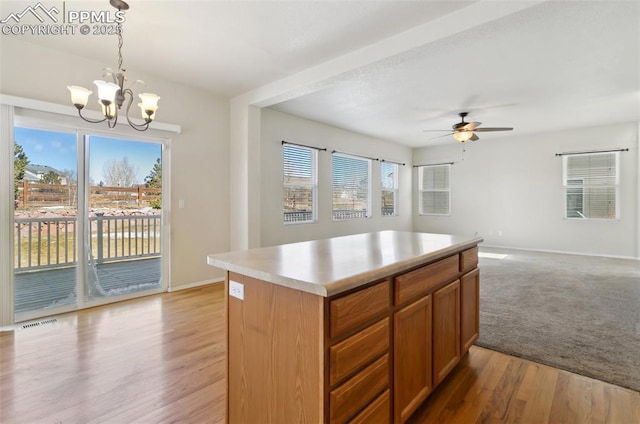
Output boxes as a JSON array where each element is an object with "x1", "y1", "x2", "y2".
[{"x1": 14, "y1": 214, "x2": 161, "y2": 271}]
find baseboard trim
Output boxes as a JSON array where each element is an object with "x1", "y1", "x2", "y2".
[
  {"x1": 168, "y1": 278, "x2": 224, "y2": 292},
  {"x1": 481, "y1": 244, "x2": 640, "y2": 261}
]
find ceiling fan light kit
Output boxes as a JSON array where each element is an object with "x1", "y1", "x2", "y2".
[
  {"x1": 67, "y1": 0, "x2": 160, "y2": 132},
  {"x1": 452, "y1": 130, "x2": 473, "y2": 143},
  {"x1": 424, "y1": 111, "x2": 513, "y2": 143}
]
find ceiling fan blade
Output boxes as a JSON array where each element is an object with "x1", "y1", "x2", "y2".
[
  {"x1": 429, "y1": 132, "x2": 454, "y2": 140},
  {"x1": 453, "y1": 121, "x2": 481, "y2": 130},
  {"x1": 470, "y1": 133, "x2": 480, "y2": 141},
  {"x1": 463, "y1": 121, "x2": 481, "y2": 130},
  {"x1": 474, "y1": 127, "x2": 513, "y2": 132}
]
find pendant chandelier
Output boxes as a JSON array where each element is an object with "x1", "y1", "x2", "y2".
[{"x1": 67, "y1": 0, "x2": 159, "y2": 131}]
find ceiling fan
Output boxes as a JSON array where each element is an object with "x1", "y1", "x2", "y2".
[{"x1": 424, "y1": 112, "x2": 513, "y2": 143}]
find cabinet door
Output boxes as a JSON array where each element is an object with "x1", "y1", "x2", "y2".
[
  {"x1": 461, "y1": 269, "x2": 479, "y2": 354},
  {"x1": 433, "y1": 280, "x2": 460, "y2": 386},
  {"x1": 394, "y1": 295, "x2": 432, "y2": 423}
]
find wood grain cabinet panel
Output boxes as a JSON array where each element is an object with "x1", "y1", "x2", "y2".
[
  {"x1": 394, "y1": 295, "x2": 432, "y2": 423},
  {"x1": 348, "y1": 390, "x2": 390, "y2": 424},
  {"x1": 330, "y1": 317, "x2": 389, "y2": 386},
  {"x1": 433, "y1": 280, "x2": 461, "y2": 386},
  {"x1": 461, "y1": 268, "x2": 480, "y2": 354},
  {"x1": 395, "y1": 255, "x2": 458, "y2": 305},
  {"x1": 460, "y1": 247, "x2": 478, "y2": 274},
  {"x1": 330, "y1": 354, "x2": 389, "y2": 424},
  {"x1": 330, "y1": 280, "x2": 390, "y2": 339}
]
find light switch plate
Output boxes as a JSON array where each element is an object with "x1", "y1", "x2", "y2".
[{"x1": 229, "y1": 280, "x2": 244, "y2": 300}]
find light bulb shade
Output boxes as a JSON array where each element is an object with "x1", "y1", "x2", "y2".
[
  {"x1": 138, "y1": 103, "x2": 156, "y2": 121},
  {"x1": 453, "y1": 131, "x2": 473, "y2": 142},
  {"x1": 101, "y1": 102, "x2": 116, "y2": 120},
  {"x1": 93, "y1": 80, "x2": 120, "y2": 104},
  {"x1": 68, "y1": 85, "x2": 92, "y2": 107},
  {"x1": 138, "y1": 93, "x2": 160, "y2": 117}
]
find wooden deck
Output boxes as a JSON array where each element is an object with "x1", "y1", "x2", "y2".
[{"x1": 14, "y1": 258, "x2": 161, "y2": 314}]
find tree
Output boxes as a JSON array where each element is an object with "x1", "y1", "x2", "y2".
[
  {"x1": 40, "y1": 170, "x2": 61, "y2": 185},
  {"x1": 144, "y1": 157, "x2": 162, "y2": 188},
  {"x1": 60, "y1": 169, "x2": 77, "y2": 185},
  {"x1": 102, "y1": 157, "x2": 138, "y2": 187},
  {"x1": 14, "y1": 142, "x2": 29, "y2": 200}
]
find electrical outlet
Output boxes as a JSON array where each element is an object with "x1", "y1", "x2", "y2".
[{"x1": 229, "y1": 280, "x2": 244, "y2": 300}]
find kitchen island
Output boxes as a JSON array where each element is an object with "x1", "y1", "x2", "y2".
[{"x1": 207, "y1": 231, "x2": 482, "y2": 424}]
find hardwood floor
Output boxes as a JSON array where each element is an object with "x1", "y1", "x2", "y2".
[{"x1": 1, "y1": 284, "x2": 638, "y2": 423}]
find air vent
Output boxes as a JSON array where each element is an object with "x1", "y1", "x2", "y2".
[{"x1": 21, "y1": 318, "x2": 58, "y2": 329}]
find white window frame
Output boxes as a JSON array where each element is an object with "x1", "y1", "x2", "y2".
[
  {"x1": 283, "y1": 144, "x2": 317, "y2": 225},
  {"x1": 562, "y1": 152, "x2": 619, "y2": 220},
  {"x1": 418, "y1": 164, "x2": 451, "y2": 216},
  {"x1": 381, "y1": 162, "x2": 398, "y2": 217},
  {"x1": 332, "y1": 152, "x2": 372, "y2": 221}
]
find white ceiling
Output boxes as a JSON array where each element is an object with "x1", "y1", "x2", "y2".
[{"x1": 2, "y1": 0, "x2": 639, "y2": 147}]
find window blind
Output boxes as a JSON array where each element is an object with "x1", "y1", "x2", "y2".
[
  {"x1": 283, "y1": 144, "x2": 317, "y2": 223},
  {"x1": 418, "y1": 164, "x2": 450, "y2": 215},
  {"x1": 332, "y1": 153, "x2": 371, "y2": 220},
  {"x1": 563, "y1": 152, "x2": 618, "y2": 219}
]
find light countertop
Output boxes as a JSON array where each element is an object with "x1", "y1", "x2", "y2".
[{"x1": 207, "y1": 231, "x2": 482, "y2": 297}]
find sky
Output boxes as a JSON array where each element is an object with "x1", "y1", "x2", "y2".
[{"x1": 14, "y1": 127, "x2": 161, "y2": 185}]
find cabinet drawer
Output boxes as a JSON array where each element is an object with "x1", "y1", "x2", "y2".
[
  {"x1": 348, "y1": 389, "x2": 390, "y2": 424},
  {"x1": 330, "y1": 354, "x2": 389, "y2": 424},
  {"x1": 330, "y1": 318, "x2": 389, "y2": 386},
  {"x1": 330, "y1": 280, "x2": 390, "y2": 339},
  {"x1": 460, "y1": 247, "x2": 478, "y2": 273},
  {"x1": 395, "y1": 255, "x2": 459, "y2": 305}
]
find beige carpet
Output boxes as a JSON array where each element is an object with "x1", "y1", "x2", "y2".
[{"x1": 476, "y1": 247, "x2": 640, "y2": 392}]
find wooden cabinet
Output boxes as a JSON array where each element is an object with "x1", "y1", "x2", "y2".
[
  {"x1": 393, "y1": 295, "x2": 432, "y2": 423},
  {"x1": 349, "y1": 390, "x2": 390, "y2": 424},
  {"x1": 225, "y1": 245, "x2": 480, "y2": 424},
  {"x1": 330, "y1": 280, "x2": 390, "y2": 339},
  {"x1": 330, "y1": 354, "x2": 389, "y2": 423},
  {"x1": 460, "y1": 246, "x2": 479, "y2": 274},
  {"x1": 328, "y1": 280, "x2": 391, "y2": 423},
  {"x1": 330, "y1": 318, "x2": 389, "y2": 386},
  {"x1": 394, "y1": 255, "x2": 458, "y2": 305},
  {"x1": 433, "y1": 280, "x2": 461, "y2": 386},
  {"x1": 461, "y1": 268, "x2": 480, "y2": 354}
]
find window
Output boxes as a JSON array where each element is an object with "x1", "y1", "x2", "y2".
[
  {"x1": 563, "y1": 152, "x2": 618, "y2": 219},
  {"x1": 332, "y1": 153, "x2": 371, "y2": 220},
  {"x1": 418, "y1": 164, "x2": 450, "y2": 215},
  {"x1": 283, "y1": 144, "x2": 317, "y2": 224},
  {"x1": 381, "y1": 162, "x2": 398, "y2": 216}
]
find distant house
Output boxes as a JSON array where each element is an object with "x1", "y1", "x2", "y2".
[{"x1": 24, "y1": 164, "x2": 68, "y2": 185}]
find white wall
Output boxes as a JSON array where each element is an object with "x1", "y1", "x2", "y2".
[
  {"x1": 413, "y1": 122, "x2": 639, "y2": 258},
  {"x1": 260, "y1": 108, "x2": 413, "y2": 246},
  {"x1": 1, "y1": 37, "x2": 230, "y2": 288}
]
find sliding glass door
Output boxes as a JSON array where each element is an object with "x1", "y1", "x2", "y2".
[
  {"x1": 10, "y1": 117, "x2": 166, "y2": 321},
  {"x1": 84, "y1": 135, "x2": 163, "y2": 301},
  {"x1": 13, "y1": 127, "x2": 78, "y2": 314}
]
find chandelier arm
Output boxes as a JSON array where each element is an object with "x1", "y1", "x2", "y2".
[
  {"x1": 77, "y1": 108, "x2": 108, "y2": 124},
  {"x1": 107, "y1": 115, "x2": 118, "y2": 128},
  {"x1": 122, "y1": 88, "x2": 151, "y2": 131}
]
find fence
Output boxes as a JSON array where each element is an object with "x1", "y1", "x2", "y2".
[
  {"x1": 16, "y1": 181, "x2": 161, "y2": 209},
  {"x1": 14, "y1": 214, "x2": 161, "y2": 271}
]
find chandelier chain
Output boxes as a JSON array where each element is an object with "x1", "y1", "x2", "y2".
[{"x1": 117, "y1": 20, "x2": 124, "y2": 71}]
